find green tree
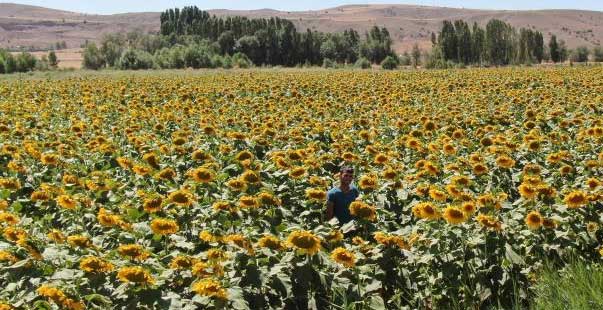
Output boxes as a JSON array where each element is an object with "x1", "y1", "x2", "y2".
[
  {"x1": 218, "y1": 31, "x2": 235, "y2": 55},
  {"x1": 15, "y1": 52, "x2": 37, "y2": 72},
  {"x1": 471, "y1": 22, "x2": 485, "y2": 65},
  {"x1": 485, "y1": 19, "x2": 514, "y2": 65},
  {"x1": 381, "y1": 55, "x2": 398, "y2": 70},
  {"x1": 593, "y1": 46, "x2": 603, "y2": 62},
  {"x1": 570, "y1": 46, "x2": 589, "y2": 62},
  {"x1": 549, "y1": 35, "x2": 560, "y2": 63},
  {"x1": 48, "y1": 51, "x2": 58, "y2": 68},
  {"x1": 439, "y1": 20, "x2": 457, "y2": 62},
  {"x1": 454, "y1": 20, "x2": 472, "y2": 64},
  {"x1": 411, "y1": 43, "x2": 422, "y2": 67},
  {"x1": 83, "y1": 43, "x2": 105, "y2": 70}
]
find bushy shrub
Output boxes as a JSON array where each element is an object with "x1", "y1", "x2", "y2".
[
  {"x1": 593, "y1": 47, "x2": 603, "y2": 62},
  {"x1": 15, "y1": 52, "x2": 37, "y2": 72},
  {"x1": 570, "y1": 46, "x2": 589, "y2": 63},
  {"x1": 381, "y1": 56, "x2": 398, "y2": 70},
  {"x1": 232, "y1": 52, "x2": 252, "y2": 68},
  {"x1": 118, "y1": 49, "x2": 154, "y2": 70},
  {"x1": 355, "y1": 57, "x2": 371, "y2": 69},
  {"x1": 83, "y1": 43, "x2": 105, "y2": 70},
  {"x1": 322, "y1": 58, "x2": 337, "y2": 68},
  {"x1": 184, "y1": 45, "x2": 213, "y2": 68}
]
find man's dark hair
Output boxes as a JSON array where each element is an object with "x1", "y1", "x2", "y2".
[{"x1": 340, "y1": 166, "x2": 354, "y2": 174}]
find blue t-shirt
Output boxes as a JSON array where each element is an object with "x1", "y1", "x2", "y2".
[{"x1": 327, "y1": 185, "x2": 359, "y2": 224}]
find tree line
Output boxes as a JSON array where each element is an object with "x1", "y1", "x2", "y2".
[
  {"x1": 0, "y1": 50, "x2": 60, "y2": 74},
  {"x1": 428, "y1": 19, "x2": 603, "y2": 67},
  {"x1": 81, "y1": 6, "x2": 397, "y2": 70}
]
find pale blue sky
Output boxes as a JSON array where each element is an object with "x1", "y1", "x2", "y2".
[{"x1": 2, "y1": 0, "x2": 602, "y2": 14}]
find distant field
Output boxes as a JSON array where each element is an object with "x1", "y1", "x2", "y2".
[{"x1": 10, "y1": 48, "x2": 82, "y2": 69}]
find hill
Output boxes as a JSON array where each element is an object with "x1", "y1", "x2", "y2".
[{"x1": 1, "y1": 3, "x2": 602, "y2": 54}]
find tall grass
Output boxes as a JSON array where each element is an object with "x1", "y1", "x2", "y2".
[{"x1": 531, "y1": 259, "x2": 603, "y2": 310}]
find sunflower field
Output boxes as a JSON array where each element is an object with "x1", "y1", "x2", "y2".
[{"x1": 0, "y1": 67, "x2": 602, "y2": 309}]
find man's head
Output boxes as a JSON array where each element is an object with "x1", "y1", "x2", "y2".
[{"x1": 339, "y1": 166, "x2": 354, "y2": 187}]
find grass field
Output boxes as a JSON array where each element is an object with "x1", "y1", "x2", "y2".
[{"x1": 0, "y1": 67, "x2": 602, "y2": 309}]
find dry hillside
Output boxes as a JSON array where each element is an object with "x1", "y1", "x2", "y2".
[{"x1": 1, "y1": 3, "x2": 602, "y2": 54}]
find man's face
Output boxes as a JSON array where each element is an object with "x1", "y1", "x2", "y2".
[{"x1": 339, "y1": 171, "x2": 354, "y2": 186}]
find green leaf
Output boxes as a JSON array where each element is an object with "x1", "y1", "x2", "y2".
[
  {"x1": 369, "y1": 295, "x2": 385, "y2": 310},
  {"x1": 504, "y1": 243, "x2": 525, "y2": 265},
  {"x1": 365, "y1": 280, "x2": 382, "y2": 294},
  {"x1": 84, "y1": 293, "x2": 112, "y2": 307},
  {"x1": 228, "y1": 287, "x2": 250, "y2": 310}
]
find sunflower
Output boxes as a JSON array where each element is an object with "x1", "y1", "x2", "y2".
[
  {"x1": 443, "y1": 143, "x2": 457, "y2": 155},
  {"x1": 67, "y1": 235, "x2": 92, "y2": 248},
  {"x1": 142, "y1": 152, "x2": 160, "y2": 169},
  {"x1": 495, "y1": 155, "x2": 515, "y2": 168},
  {"x1": 37, "y1": 285, "x2": 85, "y2": 310},
  {"x1": 117, "y1": 266, "x2": 155, "y2": 285},
  {"x1": 451, "y1": 175, "x2": 471, "y2": 187},
  {"x1": 374, "y1": 153, "x2": 388, "y2": 165},
  {"x1": 349, "y1": 201, "x2": 377, "y2": 221},
  {"x1": 429, "y1": 188, "x2": 447, "y2": 202},
  {"x1": 30, "y1": 190, "x2": 51, "y2": 202},
  {"x1": 170, "y1": 255, "x2": 197, "y2": 269},
  {"x1": 212, "y1": 201, "x2": 233, "y2": 212},
  {"x1": 199, "y1": 230, "x2": 221, "y2": 243},
  {"x1": 191, "y1": 149, "x2": 212, "y2": 161},
  {"x1": 257, "y1": 235, "x2": 283, "y2": 250},
  {"x1": 330, "y1": 247, "x2": 356, "y2": 268},
  {"x1": 0, "y1": 212, "x2": 19, "y2": 225},
  {"x1": 358, "y1": 174, "x2": 378, "y2": 191},
  {"x1": 238, "y1": 195, "x2": 259, "y2": 209},
  {"x1": 56, "y1": 195, "x2": 77, "y2": 210},
  {"x1": 0, "y1": 250, "x2": 18, "y2": 263},
  {"x1": 0, "y1": 199, "x2": 8, "y2": 210},
  {"x1": 191, "y1": 261, "x2": 210, "y2": 277},
  {"x1": 240, "y1": 170, "x2": 260, "y2": 184},
  {"x1": 412, "y1": 202, "x2": 440, "y2": 220},
  {"x1": 47, "y1": 230, "x2": 65, "y2": 243},
  {"x1": 542, "y1": 218, "x2": 557, "y2": 229},
  {"x1": 287, "y1": 230, "x2": 321, "y2": 255},
  {"x1": 461, "y1": 201, "x2": 477, "y2": 214},
  {"x1": 118, "y1": 244, "x2": 150, "y2": 261},
  {"x1": 305, "y1": 188, "x2": 327, "y2": 202},
  {"x1": 189, "y1": 167, "x2": 215, "y2": 183},
  {"x1": 235, "y1": 150, "x2": 253, "y2": 161},
  {"x1": 525, "y1": 211, "x2": 543, "y2": 230},
  {"x1": 442, "y1": 206, "x2": 466, "y2": 225},
  {"x1": 79, "y1": 256, "x2": 114, "y2": 273},
  {"x1": 324, "y1": 230, "x2": 344, "y2": 243},
  {"x1": 117, "y1": 157, "x2": 133, "y2": 169},
  {"x1": 0, "y1": 178, "x2": 21, "y2": 190},
  {"x1": 382, "y1": 166, "x2": 398, "y2": 180},
  {"x1": 132, "y1": 165, "x2": 152, "y2": 176},
  {"x1": 168, "y1": 189, "x2": 194, "y2": 207},
  {"x1": 150, "y1": 218, "x2": 179, "y2": 235},
  {"x1": 289, "y1": 166, "x2": 307, "y2": 179},
  {"x1": 143, "y1": 196, "x2": 163, "y2": 213},
  {"x1": 40, "y1": 153, "x2": 59, "y2": 166},
  {"x1": 226, "y1": 178, "x2": 247, "y2": 192},
  {"x1": 564, "y1": 190, "x2": 588, "y2": 208},
  {"x1": 518, "y1": 183, "x2": 538, "y2": 200},
  {"x1": 206, "y1": 248, "x2": 228, "y2": 261},
  {"x1": 192, "y1": 278, "x2": 228, "y2": 300},
  {"x1": 472, "y1": 163, "x2": 489, "y2": 176},
  {"x1": 476, "y1": 214, "x2": 502, "y2": 230},
  {"x1": 155, "y1": 168, "x2": 176, "y2": 180}
]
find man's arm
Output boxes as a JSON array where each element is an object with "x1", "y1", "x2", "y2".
[{"x1": 326, "y1": 200, "x2": 334, "y2": 220}]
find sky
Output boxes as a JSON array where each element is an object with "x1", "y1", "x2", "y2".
[{"x1": 2, "y1": 0, "x2": 602, "y2": 14}]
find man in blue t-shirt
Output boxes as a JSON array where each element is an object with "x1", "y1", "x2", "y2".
[{"x1": 326, "y1": 166, "x2": 359, "y2": 224}]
